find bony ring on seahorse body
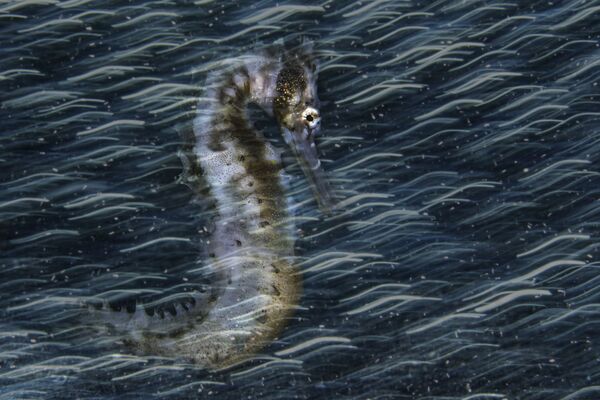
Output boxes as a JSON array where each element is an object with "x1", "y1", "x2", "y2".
[{"x1": 93, "y1": 46, "x2": 335, "y2": 370}]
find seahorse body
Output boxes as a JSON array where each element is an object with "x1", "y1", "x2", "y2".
[
  {"x1": 176, "y1": 54, "x2": 304, "y2": 367},
  {"x1": 95, "y1": 48, "x2": 333, "y2": 369}
]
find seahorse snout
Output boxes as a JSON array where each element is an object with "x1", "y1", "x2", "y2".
[{"x1": 282, "y1": 120, "x2": 335, "y2": 213}]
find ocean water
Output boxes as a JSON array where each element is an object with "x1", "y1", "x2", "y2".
[{"x1": 1, "y1": 0, "x2": 600, "y2": 399}]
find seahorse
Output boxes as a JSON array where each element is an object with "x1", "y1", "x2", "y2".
[{"x1": 94, "y1": 46, "x2": 334, "y2": 369}]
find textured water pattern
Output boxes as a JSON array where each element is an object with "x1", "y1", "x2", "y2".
[{"x1": 1, "y1": 0, "x2": 600, "y2": 399}]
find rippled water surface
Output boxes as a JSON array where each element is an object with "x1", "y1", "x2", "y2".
[{"x1": 2, "y1": 0, "x2": 600, "y2": 399}]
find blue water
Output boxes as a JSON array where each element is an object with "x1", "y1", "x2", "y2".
[{"x1": 1, "y1": 1, "x2": 600, "y2": 399}]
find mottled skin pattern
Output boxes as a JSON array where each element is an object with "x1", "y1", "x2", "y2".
[{"x1": 128, "y1": 49, "x2": 330, "y2": 369}]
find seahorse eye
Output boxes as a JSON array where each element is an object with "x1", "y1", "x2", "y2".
[{"x1": 301, "y1": 106, "x2": 320, "y2": 130}]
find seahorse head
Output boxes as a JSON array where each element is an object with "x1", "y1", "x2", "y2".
[{"x1": 273, "y1": 53, "x2": 335, "y2": 212}]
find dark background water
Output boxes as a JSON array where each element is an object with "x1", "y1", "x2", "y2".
[{"x1": 1, "y1": 1, "x2": 600, "y2": 399}]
